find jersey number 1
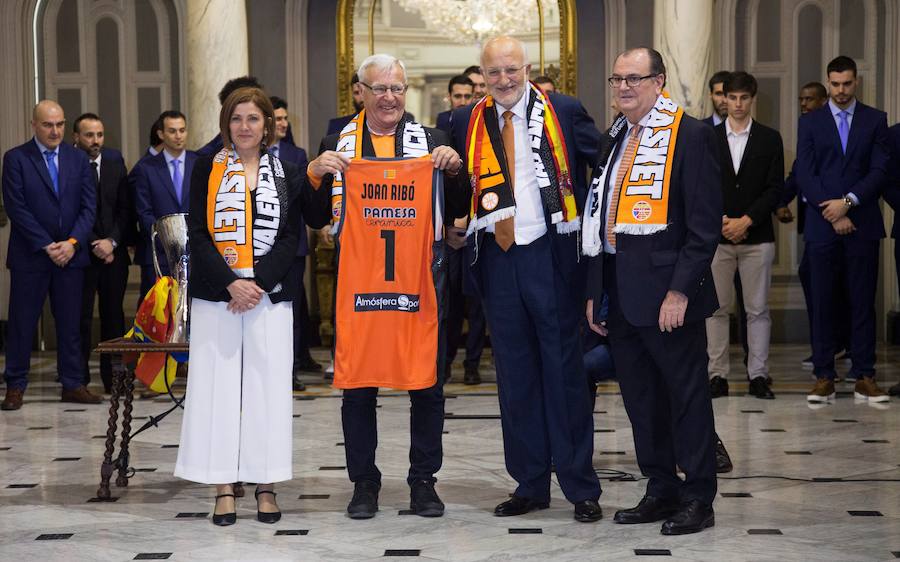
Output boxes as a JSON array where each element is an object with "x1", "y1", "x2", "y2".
[{"x1": 380, "y1": 230, "x2": 395, "y2": 281}]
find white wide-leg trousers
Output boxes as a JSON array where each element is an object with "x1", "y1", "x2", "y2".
[{"x1": 174, "y1": 295, "x2": 294, "y2": 484}]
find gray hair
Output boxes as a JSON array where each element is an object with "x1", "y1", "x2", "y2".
[{"x1": 358, "y1": 54, "x2": 407, "y2": 84}]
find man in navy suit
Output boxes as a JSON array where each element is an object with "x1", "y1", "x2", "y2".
[
  {"x1": 701, "y1": 70, "x2": 731, "y2": 127},
  {"x1": 451, "y1": 36, "x2": 602, "y2": 522},
  {"x1": 881, "y1": 122, "x2": 900, "y2": 397},
  {"x1": 1, "y1": 101, "x2": 102, "y2": 410},
  {"x1": 797, "y1": 56, "x2": 890, "y2": 403},
  {"x1": 268, "y1": 96, "x2": 318, "y2": 388},
  {"x1": 435, "y1": 75, "x2": 474, "y2": 134},
  {"x1": 130, "y1": 110, "x2": 196, "y2": 301},
  {"x1": 73, "y1": 113, "x2": 131, "y2": 393},
  {"x1": 586, "y1": 48, "x2": 722, "y2": 534},
  {"x1": 326, "y1": 73, "x2": 364, "y2": 136},
  {"x1": 197, "y1": 76, "x2": 264, "y2": 158}
]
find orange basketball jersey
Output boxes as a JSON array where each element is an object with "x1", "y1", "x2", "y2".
[{"x1": 333, "y1": 156, "x2": 444, "y2": 390}]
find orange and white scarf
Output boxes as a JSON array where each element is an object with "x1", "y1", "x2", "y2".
[
  {"x1": 465, "y1": 82, "x2": 579, "y2": 235},
  {"x1": 207, "y1": 148, "x2": 284, "y2": 288},
  {"x1": 582, "y1": 94, "x2": 684, "y2": 256},
  {"x1": 330, "y1": 110, "x2": 432, "y2": 229}
]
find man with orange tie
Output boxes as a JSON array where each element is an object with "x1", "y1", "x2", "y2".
[{"x1": 452, "y1": 36, "x2": 603, "y2": 523}]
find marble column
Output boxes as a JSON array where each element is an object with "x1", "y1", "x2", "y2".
[
  {"x1": 186, "y1": 0, "x2": 249, "y2": 148},
  {"x1": 406, "y1": 75, "x2": 426, "y2": 126},
  {"x1": 653, "y1": 0, "x2": 714, "y2": 118}
]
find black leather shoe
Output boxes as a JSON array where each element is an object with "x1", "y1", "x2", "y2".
[
  {"x1": 748, "y1": 377, "x2": 774, "y2": 399},
  {"x1": 347, "y1": 480, "x2": 380, "y2": 519},
  {"x1": 255, "y1": 487, "x2": 282, "y2": 524},
  {"x1": 494, "y1": 495, "x2": 550, "y2": 516},
  {"x1": 613, "y1": 495, "x2": 680, "y2": 524},
  {"x1": 573, "y1": 499, "x2": 603, "y2": 522},
  {"x1": 212, "y1": 493, "x2": 237, "y2": 526},
  {"x1": 295, "y1": 356, "x2": 322, "y2": 372},
  {"x1": 661, "y1": 500, "x2": 715, "y2": 535},
  {"x1": 888, "y1": 382, "x2": 900, "y2": 397},
  {"x1": 715, "y1": 434, "x2": 733, "y2": 473},
  {"x1": 463, "y1": 365, "x2": 481, "y2": 385},
  {"x1": 292, "y1": 373, "x2": 306, "y2": 391},
  {"x1": 709, "y1": 376, "x2": 729, "y2": 398},
  {"x1": 410, "y1": 480, "x2": 445, "y2": 517}
]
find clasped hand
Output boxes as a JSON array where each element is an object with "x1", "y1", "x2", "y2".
[
  {"x1": 227, "y1": 279, "x2": 265, "y2": 314},
  {"x1": 45, "y1": 240, "x2": 75, "y2": 267},
  {"x1": 721, "y1": 215, "x2": 752, "y2": 244}
]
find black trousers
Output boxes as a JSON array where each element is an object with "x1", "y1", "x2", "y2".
[
  {"x1": 341, "y1": 383, "x2": 445, "y2": 486},
  {"x1": 445, "y1": 244, "x2": 486, "y2": 369},
  {"x1": 604, "y1": 255, "x2": 717, "y2": 505},
  {"x1": 291, "y1": 257, "x2": 314, "y2": 367},
  {"x1": 80, "y1": 254, "x2": 129, "y2": 391}
]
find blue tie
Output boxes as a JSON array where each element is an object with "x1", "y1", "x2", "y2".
[
  {"x1": 838, "y1": 110, "x2": 850, "y2": 154},
  {"x1": 171, "y1": 158, "x2": 183, "y2": 203},
  {"x1": 271, "y1": 144, "x2": 279, "y2": 158},
  {"x1": 44, "y1": 150, "x2": 59, "y2": 194}
]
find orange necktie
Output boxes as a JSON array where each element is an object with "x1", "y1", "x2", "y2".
[
  {"x1": 495, "y1": 111, "x2": 516, "y2": 251},
  {"x1": 606, "y1": 125, "x2": 642, "y2": 248}
]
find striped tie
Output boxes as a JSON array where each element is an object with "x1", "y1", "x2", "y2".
[{"x1": 606, "y1": 125, "x2": 642, "y2": 248}]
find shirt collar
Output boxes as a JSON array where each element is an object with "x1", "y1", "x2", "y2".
[
  {"x1": 163, "y1": 149, "x2": 182, "y2": 166},
  {"x1": 725, "y1": 118, "x2": 753, "y2": 137},
  {"x1": 91, "y1": 152, "x2": 103, "y2": 167},
  {"x1": 34, "y1": 137, "x2": 58, "y2": 156},
  {"x1": 497, "y1": 88, "x2": 530, "y2": 121},
  {"x1": 829, "y1": 98, "x2": 857, "y2": 117}
]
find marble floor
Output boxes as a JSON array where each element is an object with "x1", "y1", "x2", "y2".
[{"x1": 1, "y1": 344, "x2": 899, "y2": 561}]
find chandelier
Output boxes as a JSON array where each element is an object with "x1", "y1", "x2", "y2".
[{"x1": 394, "y1": 0, "x2": 549, "y2": 44}]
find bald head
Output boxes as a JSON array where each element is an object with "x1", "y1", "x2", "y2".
[
  {"x1": 480, "y1": 36, "x2": 531, "y2": 108},
  {"x1": 32, "y1": 100, "x2": 66, "y2": 150}
]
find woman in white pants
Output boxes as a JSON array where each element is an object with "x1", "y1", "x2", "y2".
[{"x1": 174, "y1": 87, "x2": 330, "y2": 525}]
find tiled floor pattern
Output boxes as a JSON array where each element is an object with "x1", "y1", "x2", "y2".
[{"x1": 1, "y1": 345, "x2": 899, "y2": 561}]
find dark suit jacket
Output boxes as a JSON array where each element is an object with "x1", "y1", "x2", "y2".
[
  {"x1": 196, "y1": 136, "x2": 223, "y2": 158},
  {"x1": 702, "y1": 115, "x2": 716, "y2": 127},
  {"x1": 314, "y1": 118, "x2": 469, "y2": 223},
  {"x1": 271, "y1": 141, "x2": 311, "y2": 256},
  {"x1": 795, "y1": 101, "x2": 890, "y2": 242},
  {"x1": 2, "y1": 139, "x2": 96, "y2": 271},
  {"x1": 714, "y1": 120, "x2": 784, "y2": 244},
  {"x1": 450, "y1": 91, "x2": 601, "y2": 296},
  {"x1": 326, "y1": 114, "x2": 356, "y2": 137},
  {"x1": 586, "y1": 116, "x2": 722, "y2": 328},
  {"x1": 188, "y1": 154, "x2": 331, "y2": 304},
  {"x1": 130, "y1": 149, "x2": 197, "y2": 266},
  {"x1": 435, "y1": 110, "x2": 452, "y2": 134},
  {"x1": 881, "y1": 123, "x2": 900, "y2": 238},
  {"x1": 88, "y1": 147, "x2": 132, "y2": 264}
]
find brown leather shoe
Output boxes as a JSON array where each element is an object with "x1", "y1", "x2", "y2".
[
  {"x1": 61, "y1": 385, "x2": 103, "y2": 404},
  {"x1": 806, "y1": 378, "x2": 835, "y2": 403},
  {"x1": 854, "y1": 378, "x2": 889, "y2": 403},
  {"x1": 1, "y1": 388, "x2": 25, "y2": 410}
]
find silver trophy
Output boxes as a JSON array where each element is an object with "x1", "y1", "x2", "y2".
[{"x1": 151, "y1": 213, "x2": 190, "y2": 343}]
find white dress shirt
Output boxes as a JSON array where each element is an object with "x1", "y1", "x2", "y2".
[
  {"x1": 490, "y1": 91, "x2": 547, "y2": 245},
  {"x1": 602, "y1": 113, "x2": 652, "y2": 254},
  {"x1": 725, "y1": 118, "x2": 752, "y2": 174}
]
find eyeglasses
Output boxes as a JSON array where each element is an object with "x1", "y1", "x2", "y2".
[
  {"x1": 360, "y1": 82, "x2": 408, "y2": 96},
  {"x1": 607, "y1": 74, "x2": 659, "y2": 88},
  {"x1": 484, "y1": 65, "x2": 526, "y2": 79}
]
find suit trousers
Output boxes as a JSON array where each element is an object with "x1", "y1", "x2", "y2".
[
  {"x1": 80, "y1": 255, "x2": 129, "y2": 390},
  {"x1": 806, "y1": 238, "x2": 878, "y2": 379},
  {"x1": 445, "y1": 243, "x2": 486, "y2": 369},
  {"x1": 341, "y1": 383, "x2": 445, "y2": 486},
  {"x1": 291, "y1": 256, "x2": 314, "y2": 366},
  {"x1": 706, "y1": 242, "x2": 775, "y2": 380},
  {"x1": 4, "y1": 266, "x2": 85, "y2": 390},
  {"x1": 604, "y1": 254, "x2": 718, "y2": 505},
  {"x1": 174, "y1": 295, "x2": 293, "y2": 484},
  {"x1": 479, "y1": 233, "x2": 600, "y2": 504},
  {"x1": 799, "y1": 245, "x2": 851, "y2": 355}
]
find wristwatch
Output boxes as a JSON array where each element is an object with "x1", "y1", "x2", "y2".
[{"x1": 842, "y1": 196, "x2": 855, "y2": 208}]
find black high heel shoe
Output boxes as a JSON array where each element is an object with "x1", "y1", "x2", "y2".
[
  {"x1": 255, "y1": 487, "x2": 282, "y2": 524},
  {"x1": 212, "y1": 493, "x2": 237, "y2": 526}
]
